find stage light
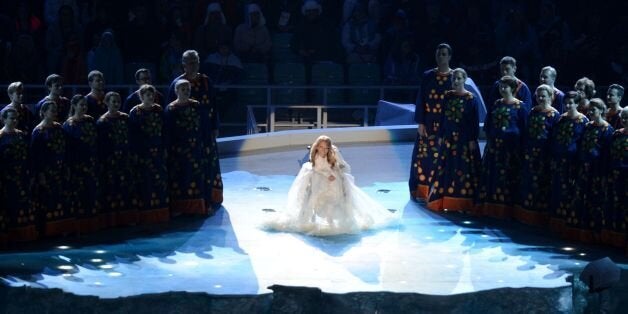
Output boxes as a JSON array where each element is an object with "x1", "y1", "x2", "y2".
[
  {"x1": 108, "y1": 272, "x2": 122, "y2": 277},
  {"x1": 56, "y1": 246, "x2": 71, "y2": 250},
  {"x1": 94, "y1": 250, "x2": 107, "y2": 254},
  {"x1": 93, "y1": 281, "x2": 102, "y2": 286},
  {"x1": 579, "y1": 253, "x2": 586, "y2": 256},
  {"x1": 99, "y1": 264, "x2": 114, "y2": 269},
  {"x1": 214, "y1": 284, "x2": 222, "y2": 288},
  {"x1": 463, "y1": 221, "x2": 472, "y2": 225},
  {"x1": 58, "y1": 265, "x2": 74, "y2": 270},
  {"x1": 561, "y1": 247, "x2": 575, "y2": 251},
  {"x1": 90, "y1": 259, "x2": 103, "y2": 263},
  {"x1": 481, "y1": 234, "x2": 489, "y2": 238}
]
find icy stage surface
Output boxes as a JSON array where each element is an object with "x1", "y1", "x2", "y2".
[{"x1": 0, "y1": 142, "x2": 626, "y2": 302}]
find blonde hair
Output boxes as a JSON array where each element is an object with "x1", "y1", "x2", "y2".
[
  {"x1": 310, "y1": 135, "x2": 336, "y2": 167},
  {"x1": 535, "y1": 84, "x2": 554, "y2": 104}
]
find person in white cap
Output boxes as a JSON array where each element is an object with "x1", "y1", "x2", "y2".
[
  {"x1": 234, "y1": 3, "x2": 272, "y2": 63},
  {"x1": 193, "y1": 2, "x2": 233, "y2": 57},
  {"x1": 291, "y1": 0, "x2": 341, "y2": 64}
]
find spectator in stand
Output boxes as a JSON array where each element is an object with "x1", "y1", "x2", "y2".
[
  {"x1": 291, "y1": 0, "x2": 342, "y2": 65},
  {"x1": 456, "y1": 3, "x2": 497, "y2": 85},
  {"x1": 234, "y1": 3, "x2": 272, "y2": 63},
  {"x1": 495, "y1": 6, "x2": 540, "y2": 81},
  {"x1": 60, "y1": 34, "x2": 86, "y2": 84},
  {"x1": 204, "y1": 41, "x2": 243, "y2": 122},
  {"x1": 45, "y1": 5, "x2": 83, "y2": 74},
  {"x1": 88, "y1": 30, "x2": 123, "y2": 85},
  {"x1": 342, "y1": 2, "x2": 381, "y2": 64},
  {"x1": 123, "y1": 68, "x2": 163, "y2": 113},
  {"x1": 381, "y1": 9, "x2": 414, "y2": 64},
  {"x1": 414, "y1": 0, "x2": 451, "y2": 64},
  {"x1": 82, "y1": 1, "x2": 115, "y2": 51},
  {"x1": 14, "y1": 1, "x2": 44, "y2": 43},
  {"x1": 383, "y1": 37, "x2": 420, "y2": 85},
  {"x1": 121, "y1": 3, "x2": 160, "y2": 64},
  {"x1": 535, "y1": 0, "x2": 573, "y2": 73},
  {"x1": 44, "y1": 0, "x2": 79, "y2": 26},
  {"x1": 159, "y1": 31, "x2": 185, "y2": 83},
  {"x1": 7, "y1": 34, "x2": 44, "y2": 84},
  {"x1": 160, "y1": 5, "x2": 194, "y2": 48},
  {"x1": 265, "y1": 0, "x2": 301, "y2": 33},
  {"x1": 342, "y1": 0, "x2": 381, "y2": 26},
  {"x1": 536, "y1": 66, "x2": 565, "y2": 113},
  {"x1": 204, "y1": 41, "x2": 243, "y2": 84},
  {"x1": 486, "y1": 56, "x2": 532, "y2": 114},
  {"x1": 193, "y1": 3, "x2": 233, "y2": 58}
]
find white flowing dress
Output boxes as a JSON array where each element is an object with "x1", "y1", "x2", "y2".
[{"x1": 264, "y1": 149, "x2": 397, "y2": 236}]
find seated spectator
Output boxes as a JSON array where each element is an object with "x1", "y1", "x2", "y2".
[
  {"x1": 291, "y1": 0, "x2": 342, "y2": 64},
  {"x1": 45, "y1": 5, "x2": 83, "y2": 73},
  {"x1": 381, "y1": 9, "x2": 414, "y2": 63},
  {"x1": 14, "y1": 1, "x2": 44, "y2": 43},
  {"x1": 342, "y1": 0, "x2": 381, "y2": 26},
  {"x1": 7, "y1": 34, "x2": 44, "y2": 83},
  {"x1": 60, "y1": 34, "x2": 86, "y2": 84},
  {"x1": 160, "y1": 31, "x2": 185, "y2": 83},
  {"x1": 495, "y1": 6, "x2": 540, "y2": 81},
  {"x1": 194, "y1": 3, "x2": 233, "y2": 58},
  {"x1": 203, "y1": 41, "x2": 243, "y2": 86},
  {"x1": 383, "y1": 37, "x2": 420, "y2": 85},
  {"x1": 121, "y1": 3, "x2": 160, "y2": 64},
  {"x1": 342, "y1": 3, "x2": 381, "y2": 63},
  {"x1": 535, "y1": 0, "x2": 573, "y2": 69},
  {"x1": 234, "y1": 3, "x2": 272, "y2": 63},
  {"x1": 88, "y1": 30, "x2": 123, "y2": 85}
]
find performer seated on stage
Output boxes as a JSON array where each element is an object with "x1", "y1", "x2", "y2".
[{"x1": 264, "y1": 135, "x2": 398, "y2": 236}]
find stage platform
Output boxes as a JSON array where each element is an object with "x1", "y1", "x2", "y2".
[{"x1": 1, "y1": 128, "x2": 627, "y2": 313}]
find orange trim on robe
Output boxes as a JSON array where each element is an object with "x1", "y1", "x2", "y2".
[
  {"x1": 600, "y1": 230, "x2": 626, "y2": 248},
  {"x1": 513, "y1": 206, "x2": 549, "y2": 227},
  {"x1": 44, "y1": 218, "x2": 76, "y2": 237},
  {"x1": 548, "y1": 218, "x2": 565, "y2": 237},
  {"x1": 578, "y1": 229, "x2": 597, "y2": 244},
  {"x1": 137, "y1": 208, "x2": 170, "y2": 225},
  {"x1": 101, "y1": 212, "x2": 116, "y2": 229},
  {"x1": 0, "y1": 234, "x2": 7, "y2": 250},
  {"x1": 212, "y1": 189, "x2": 223, "y2": 205},
  {"x1": 76, "y1": 215, "x2": 105, "y2": 235},
  {"x1": 480, "y1": 203, "x2": 513, "y2": 219},
  {"x1": 414, "y1": 185, "x2": 429, "y2": 200},
  {"x1": 171, "y1": 199, "x2": 207, "y2": 215},
  {"x1": 8, "y1": 226, "x2": 38, "y2": 242},
  {"x1": 427, "y1": 197, "x2": 475, "y2": 212},
  {"x1": 115, "y1": 210, "x2": 138, "y2": 227}
]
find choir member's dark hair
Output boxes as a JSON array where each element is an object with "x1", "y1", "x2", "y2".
[
  {"x1": 564, "y1": 91, "x2": 581, "y2": 105},
  {"x1": 500, "y1": 56, "x2": 516, "y2": 67},
  {"x1": 45, "y1": 74, "x2": 63, "y2": 88},
  {"x1": 608, "y1": 84, "x2": 625, "y2": 98},
  {"x1": 499, "y1": 75, "x2": 518, "y2": 91},
  {"x1": 436, "y1": 43, "x2": 452, "y2": 56}
]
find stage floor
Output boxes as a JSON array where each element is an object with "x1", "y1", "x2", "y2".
[{"x1": 1, "y1": 142, "x2": 626, "y2": 300}]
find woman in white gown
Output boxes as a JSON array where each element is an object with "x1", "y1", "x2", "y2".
[{"x1": 264, "y1": 135, "x2": 398, "y2": 236}]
